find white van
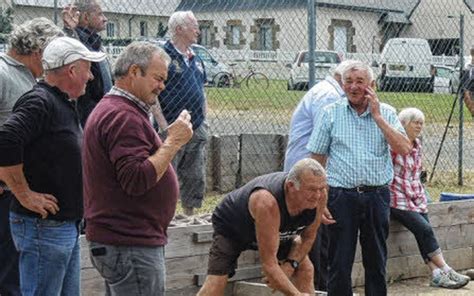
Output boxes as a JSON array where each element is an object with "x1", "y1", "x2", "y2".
[{"x1": 377, "y1": 38, "x2": 433, "y2": 92}]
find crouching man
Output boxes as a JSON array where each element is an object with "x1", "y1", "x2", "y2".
[{"x1": 197, "y1": 158, "x2": 327, "y2": 296}]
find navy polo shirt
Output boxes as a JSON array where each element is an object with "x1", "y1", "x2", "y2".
[{"x1": 159, "y1": 40, "x2": 206, "y2": 130}]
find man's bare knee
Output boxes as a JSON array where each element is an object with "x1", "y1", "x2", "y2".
[{"x1": 197, "y1": 275, "x2": 228, "y2": 296}]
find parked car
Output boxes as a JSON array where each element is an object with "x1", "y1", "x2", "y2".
[
  {"x1": 376, "y1": 38, "x2": 433, "y2": 92},
  {"x1": 432, "y1": 65, "x2": 460, "y2": 94},
  {"x1": 190, "y1": 44, "x2": 230, "y2": 86},
  {"x1": 286, "y1": 50, "x2": 341, "y2": 91}
]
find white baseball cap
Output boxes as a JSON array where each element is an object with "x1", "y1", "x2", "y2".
[{"x1": 42, "y1": 36, "x2": 106, "y2": 70}]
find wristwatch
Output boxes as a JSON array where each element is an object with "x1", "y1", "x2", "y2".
[{"x1": 283, "y1": 259, "x2": 299, "y2": 269}]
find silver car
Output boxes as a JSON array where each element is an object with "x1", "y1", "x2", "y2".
[
  {"x1": 433, "y1": 65, "x2": 460, "y2": 94},
  {"x1": 286, "y1": 50, "x2": 341, "y2": 91},
  {"x1": 191, "y1": 44, "x2": 230, "y2": 86}
]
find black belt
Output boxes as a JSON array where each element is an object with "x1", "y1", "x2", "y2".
[{"x1": 335, "y1": 185, "x2": 386, "y2": 193}]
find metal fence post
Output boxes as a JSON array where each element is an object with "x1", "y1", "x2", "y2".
[
  {"x1": 53, "y1": 0, "x2": 58, "y2": 25},
  {"x1": 458, "y1": 14, "x2": 465, "y2": 185},
  {"x1": 307, "y1": 0, "x2": 316, "y2": 88}
]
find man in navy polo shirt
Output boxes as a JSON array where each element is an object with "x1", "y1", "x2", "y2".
[{"x1": 158, "y1": 11, "x2": 207, "y2": 216}]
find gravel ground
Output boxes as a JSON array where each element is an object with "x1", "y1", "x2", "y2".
[{"x1": 355, "y1": 276, "x2": 473, "y2": 295}]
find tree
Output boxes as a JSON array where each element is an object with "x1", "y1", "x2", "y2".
[{"x1": 0, "y1": 7, "x2": 13, "y2": 34}]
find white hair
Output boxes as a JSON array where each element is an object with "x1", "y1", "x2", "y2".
[
  {"x1": 398, "y1": 107, "x2": 425, "y2": 125},
  {"x1": 341, "y1": 60, "x2": 374, "y2": 82},
  {"x1": 168, "y1": 11, "x2": 196, "y2": 40},
  {"x1": 330, "y1": 59, "x2": 358, "y2": 77},
  {"x1": 287, "y1": 158, "x2": 326, "y2": 189}
]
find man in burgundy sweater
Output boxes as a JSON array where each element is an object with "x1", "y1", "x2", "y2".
[{"x1": 82, "y1": 42, "x2": 193, "y2": 296}]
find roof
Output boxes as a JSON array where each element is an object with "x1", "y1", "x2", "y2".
[
  {"x1": 465, "y1": 0, "x2": 474, "y2": 12},
  {"x1": 176, "y1": 0, "x2": 420, "y2": 18},
  {"x1": 381, "y1": 12, "x2": 411, "y2": 24},
  {"x1": 12, "y1": 0, "x2": 180, "y2": 16}
]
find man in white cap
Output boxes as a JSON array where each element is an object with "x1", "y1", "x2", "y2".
[{"x1": 0, "y1": 36, "x2": 105, "y2": 296}]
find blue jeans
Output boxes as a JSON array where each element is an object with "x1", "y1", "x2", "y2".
[
  {"x1": 327, "y1": 186, "x2": 390, "y2": 296},
  {"x1": 88, "y1": 241, "x2": 166, "y2": 296},
  {"x1": 0, "y1": 192, "x2": 20, "y2": 296},
  {"x1": 9, "y1": 212, "x2": 80, "y2": 296},
  {"x1": 390, "y1": 208, "x2": 441, "y2": 262}
]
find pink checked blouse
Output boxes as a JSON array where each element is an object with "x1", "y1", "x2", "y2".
[{"x1": 389, "y1": 138, "x2": 428, "y2": 213}]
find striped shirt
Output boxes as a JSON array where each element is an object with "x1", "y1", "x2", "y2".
[
  {"x1": 389, "y1": 138, "x2": 427, "y2": 213},
  {"x1": 306, "y1": 98, "x2": 405, "y2": 188}
]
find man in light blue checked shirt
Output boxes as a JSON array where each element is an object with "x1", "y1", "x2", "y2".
[
  {"x1": 307, "y1": 60, "x2": 411, "y2": 296},
  {"x1": 284, "y1": 61, "x2": 352, "y2": 292}
]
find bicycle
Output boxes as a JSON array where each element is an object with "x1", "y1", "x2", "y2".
[{"x1": 213, "y1": 63, "x2": 270, "y2": 89}]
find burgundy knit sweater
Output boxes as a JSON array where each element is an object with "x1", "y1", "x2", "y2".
[{"x1": 82, "y1": 94, "x2": 178, "y2": 246}]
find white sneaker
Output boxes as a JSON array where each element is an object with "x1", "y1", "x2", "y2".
[
  {"x1": 446, "y1": 269, "x2": 470, "y2": 287},
  {"x1": 430, "y1": 272, "x2": 467, "y2": 289}
]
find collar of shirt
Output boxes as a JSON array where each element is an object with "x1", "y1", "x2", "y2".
[
  {"x1": 341, "y1": 97, "x2": 371, "y2": 118},
  {"x1": 168, "y1": 41, "x2": 195, "y2": 66},
  {"x1": 0, "y1": 53, "x2": 26, "y2": 68},
  {"x1": 38, "y1": 80, "x2": 73, "y2": 103},
  {"x1": 108, "y1": 86, "x2": 151, "y2": 114}
]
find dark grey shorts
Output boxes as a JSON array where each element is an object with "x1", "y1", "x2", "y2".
[
  {"x1": 207, "y1": 233, "x2": 243, "y2": 277},
  {"x1": 207, "y1": 233, "x2": 293, "y2": 277}
]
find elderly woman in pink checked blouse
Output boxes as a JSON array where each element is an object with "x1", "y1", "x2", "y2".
[{"x1": 389, "y1": 107, "x2": 470, "y2": 289}]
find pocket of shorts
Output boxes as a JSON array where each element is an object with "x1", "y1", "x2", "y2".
[{"x1": 90, "y1": 245, "x2": 132, "y2": 285}]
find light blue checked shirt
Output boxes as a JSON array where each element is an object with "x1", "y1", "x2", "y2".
[{"x1": 306, "y1": 98, "x2": 405, "y2": 188}]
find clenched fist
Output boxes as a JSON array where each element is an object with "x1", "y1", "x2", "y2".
[{"x1": 166, "y1": 110, "x2": 193, "y2": 148}]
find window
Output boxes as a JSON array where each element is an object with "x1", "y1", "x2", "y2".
[
  {"x1": 251, "y1": 18, "x2": 279, "y2": 51},
  {"x1": 140, "y1": 21, "x2": 148, "y2": 37},
  {"x1": 258, "y1": 24, "x2": 273, "y2": 50},
  {"x1": 224, "y1": 20, "x2": 245, "y2": 50},
  {"x1": 231, "y1": 25, "x2": 240, "y2": 46},
  {"x1": 334, "y1": 26, "x2": 348, "y2": 53},
  {"x1": 199, "y1": 25, "x2": 211, "y2": 47},
  {"x1": 329, "y1": 19, "x2": 356, "y2": 53},
  {"x1": 106, "y1": 22, "x2": 115, "y2": 38}
]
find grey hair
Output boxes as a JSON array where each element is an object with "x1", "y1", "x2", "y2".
[
  {"x1": 8, "y1": 18, "x2": 64, "y2": 55},
  {"x1": 330, "y1": 59, "x2": 357, "y2": 77},
  {"x1": 168, "y1": 11, "x2": 196, "y2": 39},
  {"x1": 341, "y1": 60, "x2": 374, "y2": 82},
  {"x1": 113, "y1": 41, "x2": 170, "y2": 79},
  {"x1": 398, "y1": 107, "x2": 425, "y2": 125},
  {"x1": 74, "y1": 0, "x2": 101, "y2": 13},
  {"x1": 287, "y1": 158, "x2": 326, "y2": 189}
]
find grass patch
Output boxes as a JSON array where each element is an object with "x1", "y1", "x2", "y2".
[{"x1": 206, "y1": 80, "x2": 470, "y2": 123}]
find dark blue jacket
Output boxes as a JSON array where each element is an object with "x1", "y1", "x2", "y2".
[
  {"x1": 75, "y1": 27, "x2": 112, "y2": 127},
  {"x1": 159, "y1": 41, "x2": 206, "y2": 129}
]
